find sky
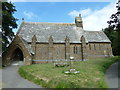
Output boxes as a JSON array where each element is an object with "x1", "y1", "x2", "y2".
[{"x1": 10, "y1": 0, "x2": 117, "y2": 34}]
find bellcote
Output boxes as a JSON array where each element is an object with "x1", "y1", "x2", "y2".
[{"x1": 75, "y1": 14, "x2": 83, "y2": 28}]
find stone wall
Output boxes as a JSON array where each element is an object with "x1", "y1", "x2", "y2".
[
  {"x1": 70, "y1": 44, "x2": 82, "y2": 60},
  {"x1": 32, "y1": 42, "x2": 113, "y2": 62},
  {"x1": 86, "y1": 43, "x2": 113, "y2": 59},
  {"x1": 35, "y1": 44, "x2": 49, "y2": 60},
  {"x1": 3, "y1": 35, "x2": 113, "y2": 65},
  {"x1": 32, "y1": 43, "x2": 83, "y2": 63},
  {"x1": 53, "y1": 44, "x2": 65, "y2": 60}
]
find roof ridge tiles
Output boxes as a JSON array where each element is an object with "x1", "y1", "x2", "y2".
[{"x1": 23, "y1": 22, "x2": 75, "y2": 25}]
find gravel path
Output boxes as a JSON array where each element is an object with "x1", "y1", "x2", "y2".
[
  {"x1": 2, "y1": 64, "x2": 42, "y2": 88},
  {"x1": 105, "y1": 62, "x2": 119, "y2": 88}
]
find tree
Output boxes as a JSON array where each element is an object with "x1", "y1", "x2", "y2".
[
  {"x1": 103, "y1": 0, "x2": 120, "y2": 55},
  {"x1": 2, "y1": 2, "x2": 18, "y2": 52},
  {"x1": 107, "y1": 0, "x2": 120, "y2": 30}
]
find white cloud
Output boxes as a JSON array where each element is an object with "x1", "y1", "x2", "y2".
[
  {"x1": 23, "y1": 11, "x2": 38, "y2": 20},
  {"x1": 69, "y1": 8, "x2": 92, "y2": 17},
  {"x1": 68, "y1": 1, "x2": 117, "y2": 31}
]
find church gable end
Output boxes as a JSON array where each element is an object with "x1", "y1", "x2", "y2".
[{"x1": 3, "y1": 35, "x2": 32, "y2": 66}]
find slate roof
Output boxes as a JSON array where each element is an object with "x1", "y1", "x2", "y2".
[
  {"x1": 19, "y1": 36, "x2": 34, "y2": 54},
  {"x1": 17, "y1": 22, "x2": 111, "y2": 43},
  {"x1": 84, "y1": 31, "x2": 111, "y2": 42}
]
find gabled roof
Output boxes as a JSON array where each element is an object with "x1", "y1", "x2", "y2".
[
  {"x1": 17, "y1": 22, "x2": 111, "y2": 43},
  {"x1": 84, "y1": 31, "x2": 111, "y2": 43},
  {"x1": 19, "y1": 36, "x2": 34, "y2": 54}
]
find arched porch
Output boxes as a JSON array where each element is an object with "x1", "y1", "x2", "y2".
[
  {"x1": 10, "y1": 47, "x2": 24, "y2": 65},
  {"x1": 3, "y1": 35, "x2": 32, "y2": 66}
]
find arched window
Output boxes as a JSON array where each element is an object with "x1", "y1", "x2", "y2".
[{"x1": 73, "y1": 46, "x2": 78, "y2": 54}]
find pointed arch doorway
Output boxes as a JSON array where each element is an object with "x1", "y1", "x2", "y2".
[{"x1": 11, "y1": 47, "x2": 24, "y2": 65}]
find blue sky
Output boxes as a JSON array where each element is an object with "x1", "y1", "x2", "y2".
[{"x1": 12, "y1": 1, "x2": 117, "y2": 33}]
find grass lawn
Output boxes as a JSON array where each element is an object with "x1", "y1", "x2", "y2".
[{"x1": 18, "y1": 56, "x2": 120, "y2": 88}]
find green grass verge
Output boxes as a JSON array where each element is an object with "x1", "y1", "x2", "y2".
[{"x1": 18, "y1": 56, "x2": 120, "y2": 88}]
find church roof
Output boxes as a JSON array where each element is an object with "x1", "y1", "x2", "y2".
[
  {"x1": 84, "y1": 31, "x2": 110, "y2": 43},
  {"x1": 19, "y1": 36, "x2": 34, "y2": 54},
  {"x1": 17, "y1": 22, "x2": 111, "y2": 43}
]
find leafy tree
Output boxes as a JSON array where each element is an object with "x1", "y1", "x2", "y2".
[
  {"x1": 2, "y1": 2, "x2": 18, "y2": 52},
  {"x1": 103, "y1": 0, "x2": 120, "y2": 55},
  {"x1": 107, "y1": 0, "x2": 120, "y2": 30},
  {"x1": 103, "y1": 27, "x2": 114, "y2": 42}
]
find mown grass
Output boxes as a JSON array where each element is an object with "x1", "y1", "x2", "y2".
[{"x1": 18, "y1": 56, "x2": 120, "y2": 88}]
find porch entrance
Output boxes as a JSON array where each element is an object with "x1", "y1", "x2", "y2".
[{"x1": 11, "y1": 48, "x2": 24, "y2": 65}]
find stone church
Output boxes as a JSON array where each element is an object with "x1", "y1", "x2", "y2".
[{"x1": 3, "y1": 15, "x2": 113, "y2": 65}]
